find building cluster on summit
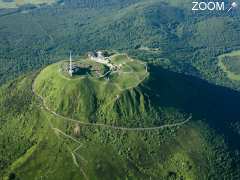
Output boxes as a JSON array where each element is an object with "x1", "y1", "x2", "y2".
[{"x1": 68, "y1": 51, "x2": 123, "y2": 77}]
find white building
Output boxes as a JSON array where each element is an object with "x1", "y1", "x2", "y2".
[
  {"x1": 88, "y1": 51, "x2": 120, "y2": 71},
  {"x1": 88, "y1": 51, "x2": 110, "y2": 65}
]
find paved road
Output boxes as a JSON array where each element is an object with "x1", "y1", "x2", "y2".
[{"x1": 31, "y1": 73, "x2": 191, "y2": 131}]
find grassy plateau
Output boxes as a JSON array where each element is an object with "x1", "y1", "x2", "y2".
[{"x1": 218, "y1": 50, "x2": 240, "y2": 81}]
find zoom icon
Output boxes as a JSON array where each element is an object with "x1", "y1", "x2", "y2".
[{"x1": 192, "y1": 1, "x2": 238, "y2": 11}]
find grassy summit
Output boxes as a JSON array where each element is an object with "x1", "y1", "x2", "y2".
[{"x1": 34, "y1": 53, "x2": 149, "y2": 125}]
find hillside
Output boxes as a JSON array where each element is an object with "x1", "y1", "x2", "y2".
[
  {"x1": 1, "y1": 55, "x2": 240, "y2": 179},
  {"x1": 0, "y1": 0, "x2": 240, "y2": 179},
  {"x1": 33, "y1": 53, "x2": 150, "y2": 126},
  {"x1": 0, "y1": 0, "x2": 56, "y2": 9}
]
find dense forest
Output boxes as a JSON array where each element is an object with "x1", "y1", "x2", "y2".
[
  {"x1": 0, "y1": 0, "x2": 240, "y2": 90},
  {"x1": 1, "y1": 0, "x2": 240, "y2": 179}
]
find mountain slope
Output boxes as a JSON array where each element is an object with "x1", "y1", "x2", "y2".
[
  {"x1": 1, "y1": 64, "x2": 240, "y2": 179},
  {"x1": 0, "y1": 0, "x2": 240, "y2": 179}
]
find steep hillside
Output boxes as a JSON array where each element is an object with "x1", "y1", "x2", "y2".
[
  {"x1": 0, "y1": 74, "x2": 49, "y2": 175},
  {"x1": 33, "y1": 54, "x2": 151, "y2": 126},
  {"x1": 1, "y1": 68, "x2": 239, "y2": 179},
  {"x1": 1, "y1": 57, "x2": 240, "y2": 179}
]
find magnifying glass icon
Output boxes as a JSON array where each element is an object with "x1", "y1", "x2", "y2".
[{"x1": 228, "y1": 2, "x2": 238, "y2": 12}]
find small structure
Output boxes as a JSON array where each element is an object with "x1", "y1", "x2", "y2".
[
  {"x1": 96, "y1": 51, "x2": 104, "y2": 60},
  {"x1": 74, "y1": 123, "x2": 80, "y2": 137},
  {"x1": 88, "y1": 51, "x2": 118, "y2": 71},
  {"x1": 88, "y1": 51, "x2": 110, "y2": 64},
  {"x1": 88, "y1": 52, "x2": 97, "y2": 59}
]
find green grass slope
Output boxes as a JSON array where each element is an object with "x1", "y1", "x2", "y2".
[
  {"x1": 33, "y1": 54, "x2": 150, "y2": 126},
  {"x1": 0, "y1": 74, "x2": 49, "y2": 176},
  {"x1": 1, "y1": 65, "x2": 240, "y2": 179}
]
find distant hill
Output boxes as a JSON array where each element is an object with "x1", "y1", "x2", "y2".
[
  {"x1": 0, "y1": 0, "x2": 240, "y2": 90},
  {"x1": 0, "y1": 0, "x2": 56, "y2": 9}
]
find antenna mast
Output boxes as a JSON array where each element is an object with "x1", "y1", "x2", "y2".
[{"x1": 69, "y1": 51, "x2": 73, "y2": 76}]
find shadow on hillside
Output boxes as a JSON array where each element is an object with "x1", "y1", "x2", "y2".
[{"x1": 145, "y1": 65, "x2": 240, "y2": 150}]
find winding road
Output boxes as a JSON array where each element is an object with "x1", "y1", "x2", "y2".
[
  {"x1": 31, "y1": 73, "x2": 191, "y2": 131},
  {"x1": 30, "y1": 72, "x2": 192, "y2": 177}
]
